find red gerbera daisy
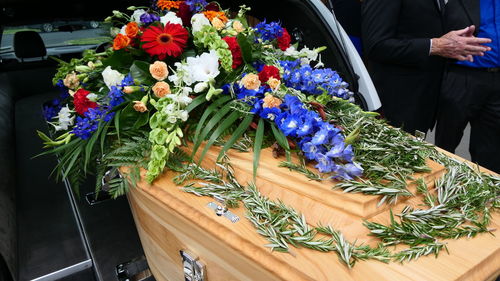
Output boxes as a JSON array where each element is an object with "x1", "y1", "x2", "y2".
[
  {"x1": 140, "y1": 23, "x2": 189, "y2": 59},
  {"x1": 73, "y1": 88, "x2": 98, "y2": 116}
]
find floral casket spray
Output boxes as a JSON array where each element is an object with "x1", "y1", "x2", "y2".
[{"x1": 39, "y1": 1, "x2": 500, "y2": 280}]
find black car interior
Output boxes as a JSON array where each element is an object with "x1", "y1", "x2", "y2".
[{"x1": 0, "y1": 0, "x2": 359, "y2": 280}]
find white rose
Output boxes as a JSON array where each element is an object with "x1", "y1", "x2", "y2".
[
  {"x1": 102, "y1": 66, "x2": 125, "y2": 90},
  {"x1": 131, "y1": 9, "x2": 146, "y2": 24},
  {"x1": 191, "y1": 13, "x2": 210, "y2": 33},
  {"x1": 194, "y1": 82, "x2": 208, "y2": 93},
  {"x1": 161, "y1": 12, "x2": 183, "y2": 26}
]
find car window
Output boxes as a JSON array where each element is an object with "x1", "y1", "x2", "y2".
[{"x1": 0, "y1": 21, "x2": 110, "y2": 60}]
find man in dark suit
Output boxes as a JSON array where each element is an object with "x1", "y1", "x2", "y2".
[
  {"x1": 436, "y1": 0, "x2": 500, "y2": 173},
  {"x1": 361, "y1": 0, "x2": 491, "y2": 135}
]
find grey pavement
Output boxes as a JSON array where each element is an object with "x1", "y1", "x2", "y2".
[{"x1": 426, "y1": 125, "x2": 471, "y2": 161}]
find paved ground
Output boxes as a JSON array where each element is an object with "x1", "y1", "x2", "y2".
[{"x1": 426, "y1": 124, "x2": 471, "y2": 161}]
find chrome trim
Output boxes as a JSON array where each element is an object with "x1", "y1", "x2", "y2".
[{"x1": 30, "y1": 259, "x2": 92, "y2": 281}]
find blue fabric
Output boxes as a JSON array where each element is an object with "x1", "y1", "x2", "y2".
[
  {"x1": 459, "y1": 0, "x2": 500, "y2": 68},
  {"x1": 348, "y1": 35, "x2": 363, "y2": 56}
]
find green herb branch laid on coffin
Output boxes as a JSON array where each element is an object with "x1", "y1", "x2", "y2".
[{"x1": 38, "y1": 0, "x2": 499, "y2": 269}]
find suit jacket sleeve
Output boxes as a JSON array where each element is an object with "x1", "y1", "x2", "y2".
[{"x1": 361, "y1": 0, "x2": 432, "y2": 66}]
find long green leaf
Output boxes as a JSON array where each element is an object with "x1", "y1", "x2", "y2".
[
  {"x1": 192, "y1": 95, "x2": 231, "y2": 151},
  {"x1": 186, "y1": 93, "x2": 208, "y2": 113},
  {"x1": 192, "y1": 102, "x2": 233, "y2": 157},
  {"x1": 62, "y1": 146, "x2": 83, "y2": 180},
  {"x1": 253, "y1": 118, "x2": 265, "y2": 180},
  {"x1": 270, "y1": 123, "x2": 291, "y2": 162},
  {"x1": 197, "y1": 111, "x2": 242, "y2": 165},
  {"x1": 84, "y1": 121, "x2": 105, "y2": 172},
  {"x1": 114, "y1": 110, "x2": 121, "y2": 142},
  {"x1": 217, "y1": 114, "x2": 253, "y2": 161},
  {"x1": 100, "y1": 123, "x2": 110, "y2": 155}
]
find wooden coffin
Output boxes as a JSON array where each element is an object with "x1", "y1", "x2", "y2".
[{"x1": 127, "y1": 147, "x2": 500, "y2": 281}]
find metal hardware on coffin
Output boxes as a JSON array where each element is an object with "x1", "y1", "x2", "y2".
[
  {"x1": 207, "y1": 195, "x2": 240, "y2": 223},
  {"x1": 180, "y1": 250, "x2": 206, "y2": 281}
]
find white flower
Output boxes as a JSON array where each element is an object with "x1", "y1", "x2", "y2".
[
  {"x1": 179, "y1": 110, "x2": 188, "y2": 122},
  {"x1": 166, "y1": 87, "x2": 193, "y2": 105},
  {"x1": 86, "y1": 93, "x2": 98, "y2": 102},
  {"x1": 191, "y1": 13, "x2": 210, "y2": 33},
  {"x1": 161, "y1": 12, "x2": 183, "y2": 26},
  {"x1": 284, "y1": 46, "x2": 299, "y2": 57},
  {"x1": 194, "y1": 82, "x2": 208, "y2": 93},
  {"x1": 54, "y1": 105, "x2": 74, "y2": 131},
  {"x1": 187, "y1": 50, "x2": 220, "y2": 83},
  {"x1": 168, "y1": 62, "x2": 188, "y2": 86},
  {"x1": 284, "y1": 46, "x2": 319, "y2": 65},
  {"x1": 131, "y1": 9, "x2": 147, "y2": 24},
  {"x1": 102, "y1": 66, "x2": 125, "y2": 89},
  {"x1": 110, "y1": 27, "x2": 121, "y2": 37},
  {"x1": 171, "y1": 51, "x2": 220, "y2": 86}
]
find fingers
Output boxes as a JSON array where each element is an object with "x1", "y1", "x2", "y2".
[
  {"x1": 464, "y1": 25, "x2": 476, "y2": 37},
  {"x1": 464, "y1": 44, "x2": 489, "y2": 54},
  {"x1": 464, "y1": 37, "x2": 492, "y2": 45},
  {"x1": 454, "y1": 54, "x2": 474, "y2": 62},
  {"x1": 454, "y1": 26, "x2": 471, "y2": 36}
]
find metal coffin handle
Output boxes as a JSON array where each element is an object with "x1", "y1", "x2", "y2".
[{"x1": 180, "y1": 250, "x2": 206, "y2": 281}]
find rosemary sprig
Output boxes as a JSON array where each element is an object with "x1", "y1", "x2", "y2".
[
  {"x1": 393, "y1": 242, "x2": 448, "y2": 263},
  {"x1": 278, "y1": 161, "x2": 323, "y2": 181}
]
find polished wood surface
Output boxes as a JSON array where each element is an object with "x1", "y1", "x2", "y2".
[{"x1": 127, "y1": 146, "x2": 500, "y2": 281}]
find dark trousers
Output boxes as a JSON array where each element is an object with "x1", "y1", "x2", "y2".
[{"x1": 435, "y1": 64, "x2": 500, "y2": 173}]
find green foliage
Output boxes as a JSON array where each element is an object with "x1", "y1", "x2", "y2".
[
  {"x1": 130, "y1": 60, "x2": 154, "y2": 84},
  {"x1": 252, "y1": 119, "x2": 265, "y2": 180}
]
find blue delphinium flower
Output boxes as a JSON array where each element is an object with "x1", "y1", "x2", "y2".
[
  {"x1": 120, "y1": 74, "x2": 134, "y2": 87},
  {"x1": 108, "y1": 86, "x2": 124, "y2": 108},
  {"x1": 332, "y1": 162, "x2": 363, "y2": 180},
  {"x1": 43, "y1": 80, "x2": 70, "y2": 121},
  {"x1": 254, "y1": 20, "x2": 284, "y2": 42},
  {"x1": 71, "y1": 107, "x2": 115, "y2": 140},
  {"x1": 302, "y1": 142, "x2": 319, "y2": 160},
  {"x1": 260, "y1": 107, "x2": 281, "y2": 121},
  {"x1": 315, "y1": 153, "x2": 334, "y2": 173},
  {"x1": 274, "y1": 94, "x2": 361, "y2": 179},
  {"x1": 108, "y1": 74, "x2": 134, "y2": 109},
  {"x1": 140, "y1": 13, "x2": 160, "y2": 25},
  {"x1": 279, "y1": 114, "x2": 302, "y2": 137},
  {"x1": 280, "y1": 60, "x2": 351, "y2": 99},
  {"x1": 185, "y1": 0, "x2": 208, "y2": 12}
]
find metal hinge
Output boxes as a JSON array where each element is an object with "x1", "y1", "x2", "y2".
[{"x1": 207, "y1": 195, "x2": 240, "y2": 223}]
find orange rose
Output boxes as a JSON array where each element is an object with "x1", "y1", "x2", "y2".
[
  {"x1": 211, "y1": 17, "x2": 225, "y2": 30},
  {"x1": 152, "y1": 81, "x2": 171, "y2": 98},
  {"x1": 267, "y1": 77, "x2": 281, "y2": 91},
  {"x1": 149, "y1": 61, "x2": 169, "y2": 81},
  {"x1": 125, "y1": 22, "x2": 139, "y2": 38},
  {"x1": 133, "y1": 101, "x2": 148, "y2": 112},
  {"x1": 263, "y1": 95, "x2": 282, "y2": 108},
  {"x1": 113, "y1": 34, "x2": 131, "y2": 50},
  {"x1": 240, "y1": 73, "x2": 261, "y2": 90}
]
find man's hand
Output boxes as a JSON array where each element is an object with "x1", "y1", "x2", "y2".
[{"x1": 431, "y1": 26, "x2": 492, "y2": 61}]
